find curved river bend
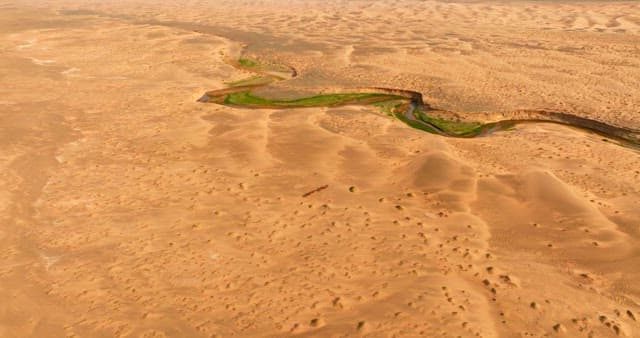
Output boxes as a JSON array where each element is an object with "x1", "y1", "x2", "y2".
[{"x1": 198, "y1": 58, "x2": 640, "y2": 151}]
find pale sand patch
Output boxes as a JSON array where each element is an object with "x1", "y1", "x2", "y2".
[
  {"x1": 16, "y1": 39, "x2": 36, "y2": 50},
  {"x1": 27, "y1": 57, "x2": 56, "y2": 65},
  {"x1": 61, "y1": 67, "x2": 79, "y2": 75}
]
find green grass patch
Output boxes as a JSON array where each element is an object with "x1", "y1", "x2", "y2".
[
  {"x1": 238, "y1": 58, "x2": 258, "y2": 68},
  {"x1": 373, "y1": 99, "x2": 408, "y2": 116},
  {"x1": 416, "y1": 111, "x2": 483, "y2": 136},
  {"x1": 237, "y1": 58, "x2": 291, "y2": 73},
  {"x1": 224, "y1": 91, "x2": 404, "y2": 108}
]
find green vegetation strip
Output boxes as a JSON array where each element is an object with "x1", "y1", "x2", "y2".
[
  {"x1": 226, "y1": 76, "x2": 277, "y2": 87},
  {"x1": 224, "y1": 91, "x2": 405, "y2": 108},
  {"x1": 203, "y1": 58, "x2": 640, "y2": 150},
  {"x1": 394, "y1": 111, "x2": 441, "y2": 134}
]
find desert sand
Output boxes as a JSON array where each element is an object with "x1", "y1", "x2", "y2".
[{"x1": 1, "y1": 0, "x2": 640, "y2": 337}]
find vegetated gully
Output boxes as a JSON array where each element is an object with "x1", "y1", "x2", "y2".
[{"x1": 198, "y1": 58, "x2": 640, "y2": 150}]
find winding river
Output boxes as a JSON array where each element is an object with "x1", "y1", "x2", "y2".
[{"x1": 198, "y1": 58, "x2": 640, "y2": 151}]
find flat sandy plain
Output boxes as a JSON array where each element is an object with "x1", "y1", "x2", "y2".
[{"x1": 1, "y1": 0, "x2": 640, "y2": 337}]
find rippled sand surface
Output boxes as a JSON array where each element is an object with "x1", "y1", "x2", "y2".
[{"x1": 1, "y1": 1, "x2": 639, "y2": 337}]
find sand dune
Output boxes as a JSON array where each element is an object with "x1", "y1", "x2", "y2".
[{"x1": 1, "y1": 1, "x2": 639, "y2": 337}]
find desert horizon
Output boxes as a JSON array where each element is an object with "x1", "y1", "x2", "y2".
[{"x1": 1, "y1": 0, "x2": 639, "y2": 337}]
